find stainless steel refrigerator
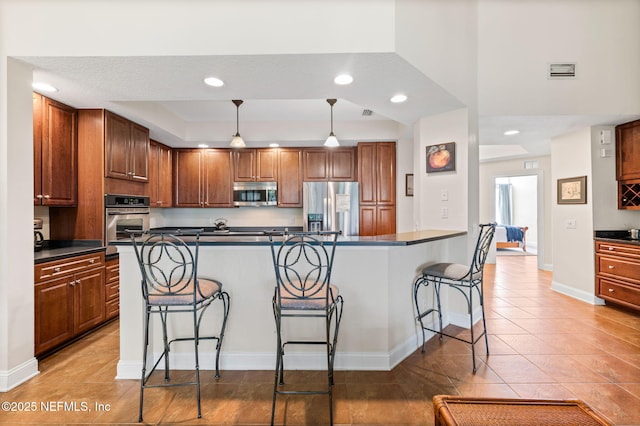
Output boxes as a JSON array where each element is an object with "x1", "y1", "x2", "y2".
[{"x1": 303, "y1": 182, "x2": 359, "y2": 236}]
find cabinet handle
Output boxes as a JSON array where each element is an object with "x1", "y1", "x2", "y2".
[
  {"x1": 43, "y1": 195, "x2": 50, "y2": 199},
  {"x1": 54, "y1": 267, "x2": 61, "y2": 272},
  {"x1": 608, "y1": 247, "x2": 614, "y2": 251},
  {"x1": 69, "y1": 280, "x2": 76, "y2": 286},
  {"x1": 608, "y1": 265, "x2": 615, "y2": 269},
  {"x1": 36, "y1": 194, "x2": 43, "y2": 199},
  {"x1": 89, "y1": 259, "x2": 95, "y2": 264},
  {"x1": 608, "y1": 288, "x2": 615, "y2": 292}
]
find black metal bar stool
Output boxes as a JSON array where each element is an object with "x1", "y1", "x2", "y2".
[
  {"x1": 267, "y1": 230, "x2": 344, "y2": 426},
  {"x1": 129, "y1": 230, "x2": 230, "y2": 422},
  {"x1": 413, "y1": 223, "x2": 496, "y2": 373}
]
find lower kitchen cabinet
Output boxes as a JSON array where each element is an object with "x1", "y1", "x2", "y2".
[
  {"x1": 105, "y1": 256, "x2": 120, "y2": 320},
  {"x1": 34, "y1": 252, "x2": 106, "y2": 356},
  {"x1": 595, "y1": 240, "x2": 640, "y2": 311}
]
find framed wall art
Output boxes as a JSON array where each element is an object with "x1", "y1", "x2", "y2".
[
  {"x1": 405, "y1": 174, "x2": 414, "y2": 196},
  {"x1": 426, "y1": 142, "x2": 455, "y2": 173},
  {"x1": 557, "y1": 176, "x2": 587, "y2": 204}
]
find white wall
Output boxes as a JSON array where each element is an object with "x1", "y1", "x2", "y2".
[
  {"x1": 551, "y1": 128, "x2": 599, "y2": 303},
  {"x1": 478, "y1": 0, "x2": 640, "y2": 116}
]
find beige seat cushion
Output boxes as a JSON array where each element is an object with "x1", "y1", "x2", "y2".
[
  {"x1": 148, "y1": 278, "x2": 222, "y2": 306},
  {"x1": 277, "y1": 283, "x2": 340, "y2": 310},
  {"x1": 421, "y1": 263, "x2": 476, "y2": 281}
]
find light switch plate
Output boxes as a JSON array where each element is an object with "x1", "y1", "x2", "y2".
[{"x1": 441, "y1": 207, "x2": 448, "y2": 218}]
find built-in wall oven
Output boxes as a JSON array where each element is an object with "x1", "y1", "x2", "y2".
[{"x1": 105, "y1": 194, "x2": 150, "y2": 244}]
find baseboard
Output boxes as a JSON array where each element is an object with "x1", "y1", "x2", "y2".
[
  {"x1": 551, "y1": 280, "x2": 605, "y2": 305},
  {"x1": 0, "y1": 357, "x2": 39, "y2": 391}
]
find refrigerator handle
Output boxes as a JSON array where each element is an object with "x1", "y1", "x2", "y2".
[{"x1": 325, "y1": 196, "x2": 332, "y2": 231}]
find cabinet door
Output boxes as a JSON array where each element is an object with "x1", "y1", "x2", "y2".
[
  {"x1": 616, "y1": 120, "x2": 640, "y2": 181},
  {"x1": 357, "y1": 143, "x2": 377, "y2": 204},
  {"x1": 359, "y1": 205, "x2": 377, "y2": 237},
  {"x1": 233, "y1": 149, "x2": 255, "y2": 182},
  {"x1": 330, "y1": 148, "x2": 356, "y2": 181},
  {"x1": 73, "y1": 267, "x2": 106, "y2": 335},
  {"x1": 33, "y1": 93, "x2": 43, "y2": 205},
  {"x1": 173, "y1": 149, "x2": 203, "y2": 207},
  {"x1": 278, "y1": 148, "x2": 303, "y2": 207},
  {"x1": 376, "y1": 142, "x2": 396, "y2": 205},
  {"x1": 105, "y1": 257, "x2": 120, "y2": 320},
  {"x1": 376, "y1": 205, "x2": 396, "y2": 235},
  {"x1": 256, "y1": 149, "x2": 278, "y2": 181},
  {"x1": 105, "y1": 111, "x2": 131, "y2": 180},
  {"x1": 129, "y1": 122, "x2": 149, "y2": 182},
  {"x1": 204, "y1": 149, "x2": 234, "y2": 207},
  {"x1": 40, "y1": 96, "x2": 78, "y2": 206},
  {"x1": 303, "y1": 149, "x2": 329, "y2": 181},
  {"x1": 149, "y1": 141, "x2": 172, "y2": 207},
  {"x1": 35, "y1": 276, "x2": 74, "y2": 355}
]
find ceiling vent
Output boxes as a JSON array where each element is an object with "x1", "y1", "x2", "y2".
[
  {"x1": 362, "y1": 109, "x2": 373, "y2": 116},
  {"x1": 548, "y1": 63, "x2": 576, "y2": 79}
]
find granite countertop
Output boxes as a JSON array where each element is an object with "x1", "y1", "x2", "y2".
[
  {"x1": 113, "y1": 228, "x2": 467, "y2": 247},
  {"x1": 34, "y1": 240, "x2": 108, "y2": 264},
  {"x1": 594, "y1": 230, "x2": 640, "y2": 246}
]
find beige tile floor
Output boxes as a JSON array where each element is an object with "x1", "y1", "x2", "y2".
[{"x1": 2, "y1": 256, "x2": 640, "y2": 425}]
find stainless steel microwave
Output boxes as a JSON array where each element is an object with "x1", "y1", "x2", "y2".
[{"x1": 233, "y1": 182, "x2": 277, "y2": 207}]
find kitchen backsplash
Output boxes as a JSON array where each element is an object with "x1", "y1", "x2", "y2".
[{"x1": 152, "y1": 207, "x2": 304, "y2": 229}]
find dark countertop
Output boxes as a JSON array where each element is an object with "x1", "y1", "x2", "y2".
[
  {"x1": 112, "y1": 229, "x2": 467, "y2": 247},
  {"x1": 594, "y1": 230, "x2": 640, "y2": 246},
  {"x1": 34, "y1": 240, "x2": 107, "y2": 264}
]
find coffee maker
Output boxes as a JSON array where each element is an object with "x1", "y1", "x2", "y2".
[{"x1": 34, "y1": 218, "x2": 44, "y2": 251}]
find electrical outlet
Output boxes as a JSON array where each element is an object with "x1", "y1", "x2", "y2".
[
  {"x1": 566, "y1": 219, "x2": 576, "y2": 229},
  {"x1": 441, "y1": 207, "x2": 448, "y2": 218},
  {"x1": 440, "y1": 190, "x2": 448, "y2": 201}
]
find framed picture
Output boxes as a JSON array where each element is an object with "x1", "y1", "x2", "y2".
[
  {"x1": 557, "y1": 176, "x2": 587, "y2": 204},
  {"x1": 426, "y1": 142, "x2": 455, "y2": 173},
  {"x1": 405, "y1": 174, "x2": 414, "y2": 196}
]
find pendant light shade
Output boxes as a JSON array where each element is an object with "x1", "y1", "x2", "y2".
[
  {"x1": 324, "y1": 98, "x2": 340, "y2": 147},
  {"x1": 230, "y1": 99, "x2": 246, "y2": 148}
]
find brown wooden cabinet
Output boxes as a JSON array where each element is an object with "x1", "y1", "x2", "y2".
[
  {"x1": 173, "y1": 149, "x2": 234, "y2": 207},
  {"x1": 105, "y1": 256, "x2": 119, "y2": 320},
  {"x1": 233, "y1": 149, "x2": 278, "y2": 182},
  {"x1": 616, "y1": 119, "x2": 640, "y2": 209},
  {"x1": 105, "y1": 110, "x2": 150, "y2": 183},
  {"x1": 357, "y1": 142, "x2": 396, "y2": 236},
  {"x1": 34, "y1": 252, "x2": 106, "y2": 356},
  {"x1": 33, "y1": 93, "x2": 78, "y2": 206},
  {"x1": 302, "y1": 147, "x2": 356, "y2": 181},
  {"x1": 277, "y1": 148, "x2": 303, "y2": 207},
  {"x1": 149, "y1": 140, "x2": 172, "y2": 207},
  {"x1": 595, "y1": 240, "x2": 640, "y2": 311}
]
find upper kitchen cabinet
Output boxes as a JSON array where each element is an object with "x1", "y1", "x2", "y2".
[
  {"x1": 104, "y1": 110, "x2": 149, "y2": 183},
  {"x1": 616, "y1": 119, "x2": 640, "y2": 181},
  {"x1": 173, "y1": 149, "x2": 234, "y2": 208},
  {"x1": 357, "y1": 142, "x2": 396, "y2": 236},
  {"x1": 277, "y1": 148, "x2": 303, "y2": 207},
  {"x1": 33, "y1": 93, "x2": 78, "y2": 206},
  {"x1": 149, "y1": 140, "x2": 172, "y2": 207},
  {"x1": 616, "y1": 119, "x2": 640, "y2": 209},
  {"x1": 233, "y1": 148, "x2": 278, "y2": 182},
  {"x1": 302, "y1": 147, "x2": 357, "y2": 181}
]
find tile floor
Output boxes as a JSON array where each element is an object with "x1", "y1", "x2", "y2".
[{"x1": 2, "y1": 256, "x2": 640, "y2": 425}]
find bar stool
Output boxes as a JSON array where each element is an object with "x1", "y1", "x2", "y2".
[
  {"x1": 129, "y1": 230, "x2": 230, "y2": 422},
  {"x1": 413, "y1": 223, "x2": 496, "y2": 373},
  {"x1": 267, "y1": 230, "x2": 344, "y2": 426}
]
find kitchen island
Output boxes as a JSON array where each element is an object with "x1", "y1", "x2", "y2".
[{"x1": 113, "y1": 229, "x2": 467, "y2": 379}]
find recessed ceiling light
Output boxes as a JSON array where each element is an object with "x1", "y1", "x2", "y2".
[
  {"x1": 269, "y1": 143, "x2": 280, "y2": 148},
  {"x1": 390, "y1": 94, "x2": 407, "y2": 103},
  {"x1": 198, "y1": 143, "x2": 209, "y2": 148},
  {"x1": 334, "y1": 74, "x2": 353, "y2": 85},
  {"x1": 32, "y1": 82, "x2": 58, "y2": 92},
  {"x1": 504, "y1": 130, "x2": 520, "y2": 136},
  {"x1": 203, "y1": 77, "x2": 224, "y2": 87}
]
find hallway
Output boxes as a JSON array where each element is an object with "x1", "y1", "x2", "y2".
[{"x1": 2, "y1": 256, "x2": 640, "y2": 425}]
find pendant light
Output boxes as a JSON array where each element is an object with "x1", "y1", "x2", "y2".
[
  {"x1": 230, "y1": 99, "x2": 246, "y2": 148},
  {"x1": 324, "y1": 98, "x2": 339, "y2": 147}
]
